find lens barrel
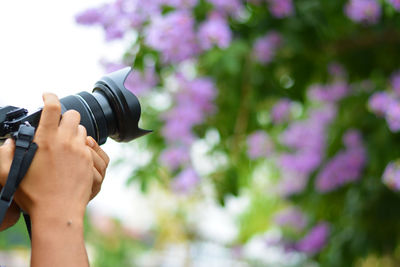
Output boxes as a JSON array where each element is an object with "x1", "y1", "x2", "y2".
[{"x1": 59, "y1": 67, "x2": 150, "y2": 145}]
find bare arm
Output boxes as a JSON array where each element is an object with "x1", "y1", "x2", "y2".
[{"x1": 0, "y1": 93, "x2": 109, "y2": 266}]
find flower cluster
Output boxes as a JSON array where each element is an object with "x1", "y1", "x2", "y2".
[
  {"x1": 295, "y1": 222, "x2": 330, "y2": 255},
  {"x1": 171, "y1": 168, "x2": 200, "y2": 193},
  {"x1": 246, "y1": 131, "x2": 274, "y2": 159},
  {"x1": 308, "y1": 81, "x2": 349, "y2": 103},
  {"x1": 77, "y1": 0, "x2": 236, "y2": 63},
  {"x1": 277, "y1": 105, "x2": 337, "y2": 195},
  {"x1": 198, "y1": 12, "x2": 232, "y2": 51},
  {"x1": 102, "y1": 61, "x2": 158, "y2": 96},
  {"x1": 274, "y1": 207, "x2": 307, "y2": 232},
  {"x1": 253, "y1": 32, "x2": 282, "y2": 64},
  {"x1": 344, "y1": 0, "x2": 381, "y2": 24},
  {"x1": 207, "y1": 0, "x2": 243, "y2": 17},
  {"x1": 382, "y1": 161, "x2": 400, "y2": 191},
  {"x1": 388, "y1": 0, "x2": 400, "y2": 10},
  {"x1": 369, "y1": 71, "x2": 400, "y2": 132},
  {"x1": 315, "y1": 130, "x2": 366, "y2": 193},
  {"x1": 145, "y1": 11, "x2": 199, "y2": 63},
  {"x1": 160, "y1": 75, "x2": 217, "y2": 192},
  {"x1": 271, "y1": 98, "x2": 291, "y2": 124},
  {"x1": 266, "y1": 0, "x2": 295, "y2": 18}
]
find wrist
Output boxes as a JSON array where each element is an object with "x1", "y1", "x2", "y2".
[
  {"x1": 29, "y1": 203, "x2": 89, "y2": 267},
  {"x1": 30, "y1": 202, "x2": 86, "y2": 229}
]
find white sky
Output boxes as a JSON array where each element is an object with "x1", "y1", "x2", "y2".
[{"x1": 0, "y1": 0, "x2": 155, "y2": 230}]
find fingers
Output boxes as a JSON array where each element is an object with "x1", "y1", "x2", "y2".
[
  {"x1": 89, "y1": 146, "x2": 107, "y2": 177},
  {"x1": 77, "y1": 125, "x2": 88, "y2": 145},
  {"x1": 0, "y1": 138, "x2": 15, "y2": 154},
  {"x1": 90, "y1": 167, "x2": 103, "y2": 200},
  {"x1": 36, "y1": 93, "x2": 62, "y2": 133},
  {"x1": 59, "y1": 110, "x2": 81, "y2": 136},
  {"x1": 0, "y1": 139, "x2": 16, "y2": 185},
  {"x1": 86, "y1": 137, "x2": 110, "y2": 167},
  {"x1": 0, "y1": 201, "x2": 21, "y2": 231},
  {"x1": 87, "y1": 137, "x2": 109, "y2": 200}
]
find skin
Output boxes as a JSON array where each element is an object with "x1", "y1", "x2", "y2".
[{"x1": 0, "y1": 93, "x2": 110, "y2": 266}]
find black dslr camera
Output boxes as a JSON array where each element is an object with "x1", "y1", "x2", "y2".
[{"x1": 0, "y1": 67, "x2": 151, "y2": 145}]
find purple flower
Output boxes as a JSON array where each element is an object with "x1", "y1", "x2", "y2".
[
  {"x1": 309, "y1": 104, "x2": 337, "y2": 126},
  {"x1": 344, "y1": 0, "x2": 381, "y2": 24},
  {"x1": 386, "y1": 101, "x2": 400, "y2": 132},
  {"x1": 172, "y1": 168, "x2": 200, "y2": 193},
  {"x1": 343, "y1": 130, "x2": 363, "y2": 148},
  {"x1": 76, "y1": 3, "x2": 130, "y2": 41},
  {"x1": 315, "y1": 130, "x2": 366, "y2": 193},
  {"x1": 253, "y1": 31, "x2": 282, "y2": 64},
  {"x1": 271, "y1": 99, "x2": 291, "y2": 124},
  {"x1": 274, "y1": 207, "x2": 307, "y2": 231},
  {"x1": 124, "y1": 66, "x2": 158, "y2": 96},
  {"x1": 207, "y1": 0, "x2": 243, "y2": 16},
  {"x1": 160, "y1": 146, "x2": 190, "y2": 170},
  {"x1": 368, "y1": 91, "x2": 394, "y2": 116},
  {"x1": 279, "y1": 150, "x2": 323, "y2": 174},
  {"x1": 161, "y1": 75, "x2": 217, "y2": 145},
  {"x1": 197, "y1": 12, "x2": 232, "y2": 51},
  {"x1": 267, "y1": 0, "x2": 295, "y2": 18},
  {"x1": 176, "y1": 76, "x2": 217, "y2": 113},
  {"x1": 246, "y1": 131, "x2": 274, "y2": 159},
  {"x1": 163, "y1": 103, "x2": 205, "y2": 127},
  {"x1": 295, "y1": 222, "x2": 330, "y2": 255},
  {"x1": 161, "y1": 0, "x2": 198, "y2": 9},
  {"x1": 308, "y1": 81, "x2": 349, "y2": 103},
  {"x1": 278, "y1": 106, "x2": 337, "y2": 195},
  {"x1": 145, "y1": 11, "x2": 199, "y2": 63},
  {"x1": 162, "y1": 120, "x2": 195, "y2": 145},
  {"x1": 102, "y1": 61, "x2": 127, "y2": 73},
  {"x1": 382, "y1": 161, "x2": 400, "y2": 191},
  {"x1": 281, "y1": 120, "x2": 325, "y2": 151},
  {"x1": 75, "y1": 8, "x2": 103, "y2": 25},
  {"x1": 388, "y1": 0, "x2": 400, "y2": 10},
  {"x1": 278, "y1": 171, "x2": 309, "y2": 196},
  {"x1": 390, "y1": 70, "x2": 400, "y2": 96}
]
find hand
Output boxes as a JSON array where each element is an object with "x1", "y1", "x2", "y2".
[
  {"x1": 9, "y1": 93, "x2": 94, "y2": 220},
  {"x1": 0, "y1": 198, "x2": 20, "y2": 231},
  {"x1": 86, "y1": 136, "x2": 109, "y2": 200},
  {"x1": 0, "y1": 138, "x2": 21, "y2": 231},
  {"x1": 0, "y1": 137, "x2": 110, "y2": 232}
]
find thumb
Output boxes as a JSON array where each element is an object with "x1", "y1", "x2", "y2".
[{"x1": 0, "y1": 138, "x2": 15, "y2": 186}]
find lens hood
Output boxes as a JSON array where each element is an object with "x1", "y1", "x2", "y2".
[{"x1": 92, "y1": 67, "x2": 151, "y2": 142}]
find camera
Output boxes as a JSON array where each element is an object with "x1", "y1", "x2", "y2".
[{"x1": 0, "y1": 67, "x2": 151, "y2": 145}]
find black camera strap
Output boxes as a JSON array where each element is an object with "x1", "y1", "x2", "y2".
[{"x1": 0, "y1": 124, "x2": 37, "y2": 239}]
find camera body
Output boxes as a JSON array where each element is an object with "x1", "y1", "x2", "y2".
[{"x1": 0, "y1": 67, "x2": 150, "y2": 145}]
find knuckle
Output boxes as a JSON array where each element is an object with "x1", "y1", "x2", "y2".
[
  {"x1": 60, "y1": 140, "x2": 73, "y2": 151},
  {"x1": 83, "y1": 149, "x2": 93, "y2": 162},
  {"x1": 37, "y1": 138, "x2": 51, "y2": 151},
  {"x1": 78, "y1": 125, "x2": 87, "y2": 136},
  {"x1": 104, "y1": 153, "x2": 110, "y2": 166},
  {"x1": 64, "y1": 110, "x2": 81, "y2": 122},
  {"x1": 45, "y1": 102, "x2": 61, "y2": 113}
]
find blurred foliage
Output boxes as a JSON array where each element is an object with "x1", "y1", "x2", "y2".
[
  {"x1": 121, "y1": 0, "x2": 400, "y2": 265},
  {"x1": 5, "y1": 0, "x2": 400, "y2": 266}
]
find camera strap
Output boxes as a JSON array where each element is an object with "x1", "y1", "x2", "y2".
[{"x1": 0, "y1": 124, "x2": 37, "y2": 239}]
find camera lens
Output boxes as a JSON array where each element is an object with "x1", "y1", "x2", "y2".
[{"x1": 59, "y1": 67, "x2": 150, "y2": 145}]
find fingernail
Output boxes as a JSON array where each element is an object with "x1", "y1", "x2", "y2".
[
  {"x1": 87, "y1": 137, "x2": 95, "y2": 148},
  {"x1": 4, "y1": 139, "x2": 12, "y2": 145}
]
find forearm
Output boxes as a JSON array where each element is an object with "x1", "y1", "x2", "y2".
[{"x1": 30, "y1": 207, "x2": 89, "y2": 267}]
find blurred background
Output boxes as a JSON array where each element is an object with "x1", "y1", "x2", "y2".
[{"x1": 2, "y1": 0, "x2": 400, "y2": 266}]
